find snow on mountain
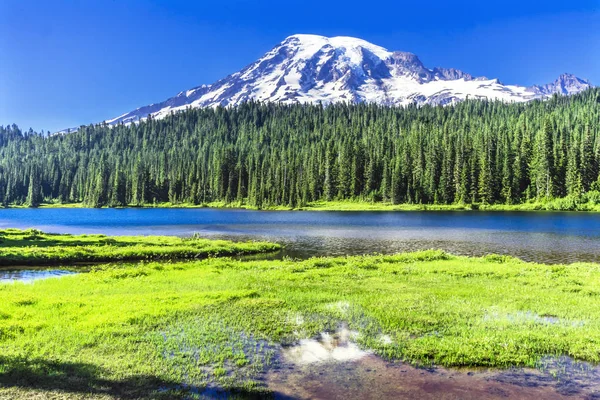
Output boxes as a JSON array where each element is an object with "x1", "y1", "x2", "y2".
[
  {"x1": 104, "y1": 34, "x2": 594, "y2": 126},
  {"x1": 529, "y1": 73, "x2": 593, "y2": 96}
]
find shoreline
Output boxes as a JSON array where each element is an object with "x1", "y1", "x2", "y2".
[
  {"x1": 4, "y1": 199, "x2": 600, "y2": 213},
  {"x1": 0, "y1": 229, "x2": 280, "y2": 266}
]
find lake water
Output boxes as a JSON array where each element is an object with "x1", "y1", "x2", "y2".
[{"x1": 1, "y1": 208, "x2": 599, "y2": 267}]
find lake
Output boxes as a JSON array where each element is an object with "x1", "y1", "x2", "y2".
[{"x1": 0, "y1": 208, "x2": 599, "y2": 266}]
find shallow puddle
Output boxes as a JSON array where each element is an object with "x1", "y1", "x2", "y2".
[
  {"x1": 0, "y1": 268, "x2": 76, "y2": 283},
  {"x1": 267, "y1": 355, "x2": 600, "y2": 399},
  {"x1": 267, "y1": 327, "x2": 600, "y2": 399}
]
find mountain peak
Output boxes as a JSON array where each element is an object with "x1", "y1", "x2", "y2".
[
  {"x1": 529, "y1": 73, "x2": 593, "y2": 96},
  {"x1": 283, "y1": 34, "x2": 389, "y2": 49},
  {"x1": 554, "y1": 73, "x2": 591, "y2": 85},
  {"x1": 97, "y1": 34, "x2": 594, "y2": 127},
  {"x1": 279, "y1": 34, "x2": 393, "y2": 64}
]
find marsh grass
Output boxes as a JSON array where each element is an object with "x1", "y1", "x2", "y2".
[
  {"x1": 2, "y1": 250, "x2": 600, "y2": 398},
  {"x1": 296, "y1": 197, "x2": 600, "y2": 212},
  {"x1": 20, "y1": 198, "x2": 600, "y2": 212},
  {"x1": 12, "y1": 195, "x2": 600, "y2": 212},
  {"x1": 0, "y1": 229, "x2": 280, "y2": 266}
]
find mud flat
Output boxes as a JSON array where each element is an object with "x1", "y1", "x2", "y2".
[{"x1": 267, "y1": 328, "x2": 600, "y2": 400}]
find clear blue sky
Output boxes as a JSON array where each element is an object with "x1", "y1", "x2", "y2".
[{"x1": 1, "y1": 0, "x2": 599, "y2": 132}]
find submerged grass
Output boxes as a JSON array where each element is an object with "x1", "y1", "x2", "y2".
[
  {"x1": 2, "y1": 250, "x2": 600, "y2": 398},
  {"x1": 0, "y1": 229, "x2": 280, "y2": 266}
]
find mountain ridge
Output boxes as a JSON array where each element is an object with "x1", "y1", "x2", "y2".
[{"x1": 76, "y1": 34, "x2": 594, "y2": 129}]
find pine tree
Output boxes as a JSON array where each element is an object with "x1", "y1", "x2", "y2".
[
  {"x1": 111, "y1": 167, "x2": 127, "y2": 206},
  {"x1": 581, "y1": 125, "x2": 596, "y2": 192},
  {"x1": 26, "y1": 165, "x2": 42, "y2": 208},
  {"x1": 324, "y1": 143, "x2": 335, "y2": 201},
  {"x1": 531, "y1": 120, "x2": 555, "y2": 199},
  {"x1": 566, "y1": 145, "x2": 582, "y2": 197}
]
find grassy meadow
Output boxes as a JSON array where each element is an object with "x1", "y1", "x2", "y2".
[
  {"x1": 0, "y1": 229, "x2": 280, "y2": 266},
  {"x1": 1, "y1": 250, "x2": 600, "y2": 398},
  {"x1": 17, "y1": 193, "x2": 600, "y2": 212}
]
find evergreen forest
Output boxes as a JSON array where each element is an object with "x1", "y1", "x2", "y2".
[{"x1": 1, "y1": 89, "x2": 600, "y2": 209}]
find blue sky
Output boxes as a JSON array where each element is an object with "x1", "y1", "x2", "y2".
[{"x1": 1, "y1": 0, "x2": 599, "y2": 132}]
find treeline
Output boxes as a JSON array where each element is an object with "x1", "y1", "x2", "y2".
[{"x1": 1, "y1": 89, "x2": 600, "y2": 208}]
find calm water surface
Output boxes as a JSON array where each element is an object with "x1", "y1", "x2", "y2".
[
  {"x1": 0, "y1": 268, "x2": 75, "y2": 284},
  {"x1": 0, "y1": 208, "x2": 599, "y2": 266}
]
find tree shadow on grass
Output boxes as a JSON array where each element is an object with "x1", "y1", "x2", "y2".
[
  {"x1": 0, "y1": 356, "x2": 298, "y2": 399},
  {"x1": 0, "y1": 355, "x2": 171, "y2": 398}
]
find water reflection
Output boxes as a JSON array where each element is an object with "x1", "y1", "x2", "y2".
[
  {"x1": 267, "y1": 353, "x2": 595, "y2": 399},
  {"x1": 211, "y1": 229, "x2": 600, "y2": 264}
]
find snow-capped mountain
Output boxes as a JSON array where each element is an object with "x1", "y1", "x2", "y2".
[
  {"x1": 529, "y1": 73, "x2": 593, "y2": 96},
  {"x1": 105, "y1": 34, "x2": 593, "y2": 125}
]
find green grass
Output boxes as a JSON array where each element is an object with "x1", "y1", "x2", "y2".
[
  {"x1": 0, "y1": 229, "x2": 280, "y2": 266},
  {"x1": 2, "y1": 250, "x2": 600, "y2": 398},
  {"x1": 12, "y1": 196, "x2": 600, "y2": 212},
  {"x1": 297, "y1": 200, "x2": 473, "y2": 211}
]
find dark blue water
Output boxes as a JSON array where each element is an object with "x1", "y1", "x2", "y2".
[{"x1": 0, "y1": 208, "x2": 599, "y2": 265}]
